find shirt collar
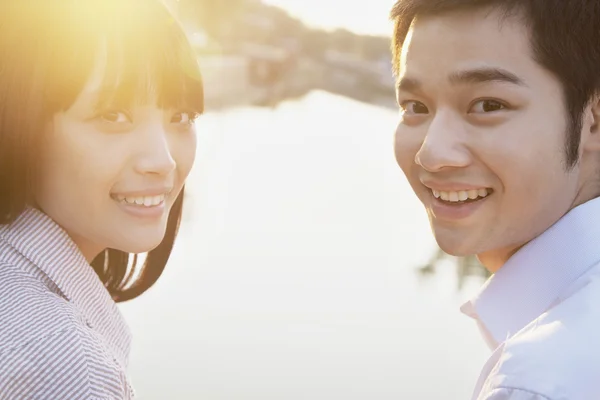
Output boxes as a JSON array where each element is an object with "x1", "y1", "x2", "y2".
[
  {"x1": 461, "y1": 197, "x2": 600, "y2": 349},
  {"x1": 0, "y1": 207, "x2": 131, "y2": 368}
]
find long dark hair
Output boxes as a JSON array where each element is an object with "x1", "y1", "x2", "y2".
[{"x1": 0, "y1": 0, "x2": 204, "y2": 302}]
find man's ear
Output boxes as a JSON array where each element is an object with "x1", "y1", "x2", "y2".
[{"x1": 582, "y1": 94, "x2": 600, "y2": 153}]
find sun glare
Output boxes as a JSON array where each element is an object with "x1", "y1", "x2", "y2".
[{"x1": 262, "y1": 0, "x2": 395, "y2": 36}]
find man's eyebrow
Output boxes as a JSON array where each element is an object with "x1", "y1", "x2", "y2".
[
  {"x1": 396, "y1": 67, "x2": 527, "y2": 92},
  {"x1": 448, "y1": 67, "x2": 527, "y2": 87},
  {"x1": 396, "y1": 77, "x2": 421, "y2": 92}
]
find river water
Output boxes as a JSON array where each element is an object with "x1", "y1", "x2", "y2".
[{"x1": 119, "y1": 90, "x2": 490, "y2": 400}]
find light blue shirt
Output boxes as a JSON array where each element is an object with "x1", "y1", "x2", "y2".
[{"x1": 461, "y1": 197, "x2": 600, "y2": 400}]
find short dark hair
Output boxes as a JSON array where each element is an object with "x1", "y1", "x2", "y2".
[
  {"x1": 0, "y1": 0, "x2": 204, "y2": 302},
  {"x1": 390, "y1": 0, "x2": 600, "y2": 169}
]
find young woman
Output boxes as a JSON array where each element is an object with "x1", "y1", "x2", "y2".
[{"x1": 0, "y1": 1, "x2": 203, "y2": 398}]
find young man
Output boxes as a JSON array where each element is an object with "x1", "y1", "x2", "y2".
[{"x1": 390, "y1": 1, "x2": 600, "y2": 398}]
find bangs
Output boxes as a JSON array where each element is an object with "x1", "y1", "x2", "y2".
[
  {"x1": 97, "y1": 5, "x2": 204, "y2": 115},
  {"x1": 41, "y1": 0, "x2": 203, "y2": 116}
]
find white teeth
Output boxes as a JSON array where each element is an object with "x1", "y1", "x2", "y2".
[
  {"x1": 114, "y1": 194, "x2": 166, "y2": 207},
  {"x1": 433, "y1": 188, "x2": 491, "y2": 203}
]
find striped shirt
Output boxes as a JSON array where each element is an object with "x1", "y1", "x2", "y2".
[{"x1": 0, "y1": 208, "x2": 135, "y2": 399}]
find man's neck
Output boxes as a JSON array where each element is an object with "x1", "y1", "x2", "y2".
[{"x1": 478, "y1": 244, "x2": 524, "y2": 274}]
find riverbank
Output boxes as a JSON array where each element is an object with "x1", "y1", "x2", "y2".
[
  {"x1": 198, "y1": 55, "x2": 397, "y2": 111},
  {"x1": 199, "y1": 55, "x2": 316, "y2": 110}
]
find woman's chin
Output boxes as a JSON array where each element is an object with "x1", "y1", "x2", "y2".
[{"x1": 115, "y1": 236, "x2": 165, "y2": 255}]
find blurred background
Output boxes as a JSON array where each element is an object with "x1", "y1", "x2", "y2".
[{"x1": 119, "y1": 0, "x2": 492, "y2": 398}]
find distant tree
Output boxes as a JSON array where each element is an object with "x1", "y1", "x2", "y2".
[
  {"x1": 298, "y1": 29, "x2": 329, "y2": 60},
  {"x1": 356, "y1": 35, "x2": 392, "y2": 61},
  {"x1": 174, "y1": 0, "x2": 390, "y2": 64},
  {"x1": 328, "y1": 28, "x2": 359, "y2": 54},
  {"x1": 244, "y1": 3, "x2": 306, "y2": 47}
]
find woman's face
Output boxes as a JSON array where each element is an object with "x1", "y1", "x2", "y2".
[{"x1": 35, "y1": 56, "x2": 198, "y2": 261}]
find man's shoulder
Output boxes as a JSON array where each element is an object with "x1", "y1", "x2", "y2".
[{"x1": 488, "y1": 273, "x2": 600, "y2": 397}]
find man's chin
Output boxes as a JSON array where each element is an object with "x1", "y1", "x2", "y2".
[
  {"x1": 437, "y1": 246, "x2": 470, "y2": 258},
  {"x1": 432, "y1": 231, "x2": 478, "y2": 258}
]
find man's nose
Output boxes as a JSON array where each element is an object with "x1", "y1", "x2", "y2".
[{"x1": 415, "y1": 112, "x2": 471, "y2": 172}]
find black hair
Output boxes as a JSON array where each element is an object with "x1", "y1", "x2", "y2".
[
  {"x1": 391, "y1": 0, "x2": 600, "y2": 169},
  {"x1": 0, "y1": 0, "x2": 204, "y2": 302}
]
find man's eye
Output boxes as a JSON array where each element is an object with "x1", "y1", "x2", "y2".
[
  {"x1": 469, "y1": 100, "x2": 507, "y2": 113},
  {"x1": 400, "y1": 101, "x2": 429, "y2": 115},
  {"x1": 99, "y1": 110, "x2": 131, "y2": 123}
]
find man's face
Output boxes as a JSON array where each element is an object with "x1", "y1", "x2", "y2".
[{"x1": 394, "y1": 8, "x2": 596, "y2": 270}]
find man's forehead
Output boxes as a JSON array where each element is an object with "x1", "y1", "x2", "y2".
[
  {"x1": 397, "y1": 9, "x2": 533, "y2": 83},
  {"x1": 402, "y1": 6, "x2": 526, "y2": 50}
]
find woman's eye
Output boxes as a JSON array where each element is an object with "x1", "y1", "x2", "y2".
[
  {"x1": 400, "y1": 101, "x2": 429, "y2": 115},
  {"x1": 99, "y1": 110, "x2": 131, "y2": 123},
  {"x1": 171, "y1": 112, "x2": 197, "y2": 125},
  {"x1": 469, "y1": 99, "x2": 507, "y2": 113}
]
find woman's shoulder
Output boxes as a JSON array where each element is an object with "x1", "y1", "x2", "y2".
[
  {"x1": 0, "y1": 261, "x2": 134, "y2": 399},
  {"x1": 0, "y1": 261, "x2": 75, "y2": 348}
]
